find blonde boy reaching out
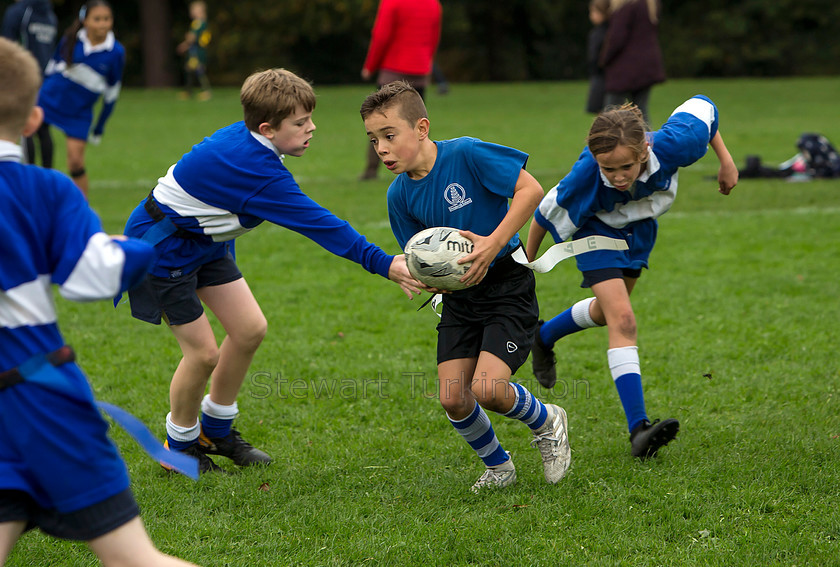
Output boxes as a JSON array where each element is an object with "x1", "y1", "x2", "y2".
[
  {"x1": 123, "y1": 69, "x2": 421, "y2": 474},
  {"x1": 361, "y1": 81, "x2": 571, "y2": 491}
]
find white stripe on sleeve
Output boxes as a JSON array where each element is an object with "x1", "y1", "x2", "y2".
[
  {"x1": 0, "y1": 275, "x2": 55, "y2": 329},
  {"x1": 103, "y1": 81, "x2": 121, "y2": 104},
  {"x1": 63, "y1": 63, "x2": 108, "y2": 94},
  {"x1": 670, "y1": 97, "x2": 714, "y2": 134},
  {"x1": 538, "y1": 183, "x2": 579, "y2": 242},
  {"x1": 59, "y1": 232, "x2": 125, "y2": 302}
]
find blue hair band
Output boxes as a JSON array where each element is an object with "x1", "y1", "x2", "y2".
[{"x1": 79, "y1": 5, "x2": 87, "y2": 21}]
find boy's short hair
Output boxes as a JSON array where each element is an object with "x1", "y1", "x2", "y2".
[
  {"x1": 360, "y1": 81, "x2": 428, "y2": 127},
  {"x1": 0, "y1": 38, "x2": 41, "y2": 137},
  {"x1": 240, "y1": 68, "x2": 316, "y2": 132}
]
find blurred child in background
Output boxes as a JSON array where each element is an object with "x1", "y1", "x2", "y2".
[
  {"x1": 177, "y1": 1, "x2": 212, "y2": 101},
  {"x1": 37, "y1": 0, "x2": 123, "y2": 198}
]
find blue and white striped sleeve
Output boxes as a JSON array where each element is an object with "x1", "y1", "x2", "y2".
[
  {"x1": 670, "y1": 95, "x2": 719, "y2": 140},
  {"x1": 654, "y1": 95, "x2": 719, "y2": 168},
  {"x1": 50, "y1": 178, "x2": 153, "y2": 302},
  {"x1": 534, "y1": 149, "x2": 601, "y2": 243}
]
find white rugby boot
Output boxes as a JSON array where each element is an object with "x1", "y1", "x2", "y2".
[
  {"x1": 531, "y1": 404, "x2": 571, "y2": 484},
  {"x1": 470, "y1": 452, "x2": 517, "y2": 493}
]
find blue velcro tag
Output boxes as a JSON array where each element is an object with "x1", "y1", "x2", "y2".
[
  {"x1": 18, "y1": 354, "x2": 49, "y2": 380},
  {"x1": 97, "y1": 401, "x2": 200, "y2": 480},
  {"x1": 16, "y1": 356, "x2": 199, "y2": 479},
  {"x1": 18, "y1": 356, "x2": 80, "y2": 399},
  {"x1": 140, "y1": 217, "x2": 178, "y2": 247}
]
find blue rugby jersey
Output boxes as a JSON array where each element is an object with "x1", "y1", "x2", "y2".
[
  {"x1": 37, "y1": 29, "x2": 124, "y2": 140},
  {"x1": 123, "y1": 121, "x2": 394, "y2": 279},
  {"x1": 386, "y1": 136, "x2": 529, "y2": 258},
  {"x1": 0, "y1": 140, "x2": 154, "y2": 370},
  {"x1": 0, "y1": 140, "x2": 153, "y2": 512},
  {"x1": 535, "y1": 95, "x2": 720, "y2": 243}
]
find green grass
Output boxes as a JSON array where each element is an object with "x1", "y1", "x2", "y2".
[{"x1": 9, "y1": 77, "x2": 840, "y2": 566}]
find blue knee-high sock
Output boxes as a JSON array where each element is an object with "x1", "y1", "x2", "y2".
[
  {"x1": 608, "y1": 346, "x2": 648, "y2": 432},
  {"x1": 503, "y1": 382, "x2": 548, "y2": 430},
  {"x1": 449, "y1": 403, "x2": 509, "y2": 467},
  {"x1": 541, "y1": 297, "x2": 600, "y2": 347}
]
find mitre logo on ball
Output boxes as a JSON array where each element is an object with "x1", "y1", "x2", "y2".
[{"x1": 404, "y1": 227, "x2": 474, "y2": 291}]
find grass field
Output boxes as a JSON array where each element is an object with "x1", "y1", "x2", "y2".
[{"x1": 8, "y1": 77, "x2": 840, "y2": 566}]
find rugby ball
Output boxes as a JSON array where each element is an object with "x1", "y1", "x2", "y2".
[{"x1": 404, "y1": 227, "x2": 473, "y2": 291}]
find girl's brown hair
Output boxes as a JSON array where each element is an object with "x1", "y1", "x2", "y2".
[{"x1": 586, "y1": 103, "x2": 649, "y2": 160}]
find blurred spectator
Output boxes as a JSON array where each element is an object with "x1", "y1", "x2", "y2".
[
  {"x1": 585, "y1": 0, "x2": 610, "y2": 114},
  {"x1": 1, "y1": 0, "x2": 57, "y2": 166},
  {"x1": 600, "y1": 0, "x2": 664, "y2": 124}
]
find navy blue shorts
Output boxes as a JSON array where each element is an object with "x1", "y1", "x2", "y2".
[
  {"x1": 437, "y1": 255, "x2": 539, "y2": 374},
  {"x1": 128, "y1": 254, "x2": 242, "y2": 325},
  {"x1": 0, "y1": 488, "x2": 138, "y2": 541},
  {"x1": 581, "y1": 267, "x2": 643, "y2": 288},
  {"x1": 574, "y1": 217, "x2": 656, "y2": 287},
  {"x1": 0, "y1": 365, "x2": 136, "y2": 538}
]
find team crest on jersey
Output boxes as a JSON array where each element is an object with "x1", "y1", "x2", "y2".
[{"x1": 444, "y1": 183, "x2": 472, "y2": 212}]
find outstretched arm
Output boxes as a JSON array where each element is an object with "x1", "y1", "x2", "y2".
[{"x1": 710, "y1": 131, "x2": 738, "y2": 195}]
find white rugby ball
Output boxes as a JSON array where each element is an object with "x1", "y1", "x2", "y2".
[{"x1": 404, "y1": 227, "x2": 473, "y2": 291}]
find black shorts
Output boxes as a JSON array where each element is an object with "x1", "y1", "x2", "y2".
[
  {"x1": 437, "y1": 255, "x2": 539, "y2": 374},
  {"x1": 581, "y1": 266, "x2": 642, "y2": 288},
  {"x1": 128, "y1": 254, "x2": 242, "y2": 325},
  {"x1": 0, "y1": 488, "x2": 139, "y2": 541}
]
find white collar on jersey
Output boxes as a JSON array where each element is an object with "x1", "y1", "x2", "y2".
[
  {"x1": 0, "y1": 139, "x2": 23, "y2": 163},
  {"x1": 77, "y1": 29, "x2": 115, "y2": 57},
  {"x1": 249, "y1": 130, "x2": 285, "y2": 163},
  {"x1": 636, "y1": 146, "x2": 661, "y2": 183},
  {"x1": 598, "y1": 145, "x2": 661, "y2": 189}
]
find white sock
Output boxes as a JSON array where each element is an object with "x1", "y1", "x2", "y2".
[
  {"x1": 571, "y1": 297, "x2": 600, "y2": 328},
  {"x1": 165, "y1": 413, "x2": 200, "y2": 443},
  {"x1": 200, "y1": 394, "x2": 239, "y2": 420}
]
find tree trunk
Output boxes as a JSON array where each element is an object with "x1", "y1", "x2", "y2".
[{"x1": 139, "y1": 0, "x2": 174, "y2": 87}]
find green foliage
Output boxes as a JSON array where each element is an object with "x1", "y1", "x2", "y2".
[
  {"x1": 46, "y1": 0, "x2": 840, "y2": 86},
  {"x1": 9, "y1": 78, "x2": 840, "y2": 566},
  {"x1": 660, "y1": 0, "x2": 840, "y2": 77}
]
